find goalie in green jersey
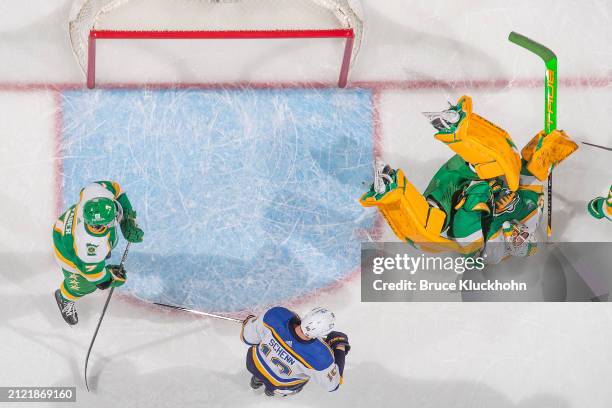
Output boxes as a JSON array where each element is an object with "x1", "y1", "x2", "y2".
[
  {"x1": 52, "y1": 181, "x2": 144, "y2": 325},
  {"x1": 360, "y1": 96, "x2": 578, "y2": 264}
]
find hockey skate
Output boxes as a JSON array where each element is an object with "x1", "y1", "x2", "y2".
[
  {"x1": 54, "y1": 289, "x2": 78, "y2": 325},
  {"x1": 263, "y1": 385, "x2": 305, "y2": 398},
  {"x1": 372, "y1": 161, "x2": 396, "y2": 195},
  {"x1": 250, "y1": 376, "x2": 264, "y2": 390},
  {"x1": 250, "y1": 377, "x2": 291, "y2": 398}
]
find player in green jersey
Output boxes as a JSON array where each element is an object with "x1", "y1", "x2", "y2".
[
  {"x1": 52, "y1": 181, "x2": 143, "y2": 325},
  {"x1": 588, "y1": 185, "x2": 612, "y2": 222}
]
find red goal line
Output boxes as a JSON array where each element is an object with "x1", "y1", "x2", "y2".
[{"x1": 87, "y1": 28, "x2": 356, "y2": 89}]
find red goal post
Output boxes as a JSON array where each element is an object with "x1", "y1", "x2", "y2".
[{"x1": 69, "y1": 0, "x2": 364, "y2": 89}]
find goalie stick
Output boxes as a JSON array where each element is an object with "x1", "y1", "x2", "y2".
[
  {"x1": 84, "y1": 242, "x2": 131, "y2": 392},
  {"x1": 508, "y1": 31, "x2": 558, "y2": 238}
]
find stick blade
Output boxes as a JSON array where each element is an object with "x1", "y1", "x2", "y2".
[{"x1": 508, "y1": 31, "x2": 557, "y2": 63}]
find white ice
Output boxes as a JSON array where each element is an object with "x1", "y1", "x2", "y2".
[{"x1": 1, "y1": 0, "x2": 612, "y2": 407}]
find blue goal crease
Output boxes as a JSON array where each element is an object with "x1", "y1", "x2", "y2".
[{"x1": 59, "y1": 88, "x2": 375, "y2": 312}]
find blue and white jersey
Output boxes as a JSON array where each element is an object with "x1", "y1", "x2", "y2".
[{"x1": 241, "y1": 307, "x2": 341, "y2": 392}]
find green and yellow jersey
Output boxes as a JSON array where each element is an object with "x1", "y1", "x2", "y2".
[{"x1": 52, "y1": 181, "x2": 125, "y2": 287}]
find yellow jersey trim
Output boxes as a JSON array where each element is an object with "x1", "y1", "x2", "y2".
[
  {"x1": 54, "y1": 245, "x2": 78, "y2": 270},
  {"x1": 71, "y1": 205, "x2": 80, "y2": 258},
  {"x1": 111, "y1": 181, "x2": 123, "y2": 198},
  {"x1": 518, "y1": 184, "x2": 544, "y2": 193},
  {"x1": 81, "y1": 269, "x2": 106, "y2": 282},
  {"x1": 471, "y1": 203, "x2": 491, "y2": 213}
]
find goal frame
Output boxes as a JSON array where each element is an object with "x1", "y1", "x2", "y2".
[{"x1": 86, "y1": 28, "x2": 356, "y2": 89}]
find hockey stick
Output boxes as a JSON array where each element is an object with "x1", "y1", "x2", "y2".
[
  {"x1": 581, "y1": 141, "x2": 612, "y2": 152},
  {"x1": 84, "y1": 242, "x2": 131, "y2": 392},
  {"x1": 153, "y1": 302, "x2": 244, "y2": 323},
  {"x1": 508, "y1": 31, "x2": 557, "y2": 238}
]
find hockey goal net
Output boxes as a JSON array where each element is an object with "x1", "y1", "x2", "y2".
[{"x1": 69, "y1": 0, "x2": 364, "y2": 88}]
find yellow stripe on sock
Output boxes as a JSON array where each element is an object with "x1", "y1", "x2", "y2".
[{"x1": 60, "y1": 282, "x2": 79, "y2": 301}]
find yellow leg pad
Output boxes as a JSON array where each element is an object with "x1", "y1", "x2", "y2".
[
  {"x1": 434, "y1": 96, "x2": 522, "y2": 192},
  {"x1": 522, "y1": 129, "x2": 578, "y2": 181},
  {"x1": 360, "y1": 170, "x2": 463, "y2": 253}
]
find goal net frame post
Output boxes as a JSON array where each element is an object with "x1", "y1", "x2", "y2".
[{"x1": 86, "y1": 28, "x2": 356, "y2": 89}]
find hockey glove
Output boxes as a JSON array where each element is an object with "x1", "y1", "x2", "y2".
[
  {"x1": 107, "y1": 264, "x2": 127, "y2": 288},
  {"x1": 120, "y1": 207, "x2": 144, "y2": 243},
  {"x1": 326, "y1": 331, "x2": 351, "y2": 355},
  {"x1": 96, "y1": 278, "x2": 112, "y2": 291},
  {"x1": 242, "y1": 314, "x2": 256, "y2": 326}
]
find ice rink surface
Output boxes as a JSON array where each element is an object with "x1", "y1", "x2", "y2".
[
  {"x1": 1, "y1": 0, "x2": 612, "y2": 407},
  {"x1": 61, "y1": 88, "x2": 374, "y2": 311}
]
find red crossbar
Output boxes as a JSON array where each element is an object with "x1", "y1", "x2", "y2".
[
  {"x1": 87, "y1": 29, "x2": 355, "y2": 88},
  {"x1": 91, "y1": 29, "x2": 353, "y2": 40}
]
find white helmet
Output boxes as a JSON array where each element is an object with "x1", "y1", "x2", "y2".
[{"x1": 300, "y1": 307, "x2": 335, "y2": 338}]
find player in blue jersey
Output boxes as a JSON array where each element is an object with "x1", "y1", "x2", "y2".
[{"x1": 240, "y1": 306, "x2": 350, "y2": 397}]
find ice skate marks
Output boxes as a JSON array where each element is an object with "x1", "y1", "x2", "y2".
[{"x1": 59, "y1": 88, "x2": 374, "y2": 312}]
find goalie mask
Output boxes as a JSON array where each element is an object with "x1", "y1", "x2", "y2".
[
  {"x1": 502, "y1": 221, "x2": 538, "y2": 258},
  {"x1": 422, "y1": 102, "x2": 463, "y2": 133}
]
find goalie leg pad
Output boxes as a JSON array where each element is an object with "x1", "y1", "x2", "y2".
[{"x1": 360, "y1": 169, "x2": 464, "y2": 253}]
